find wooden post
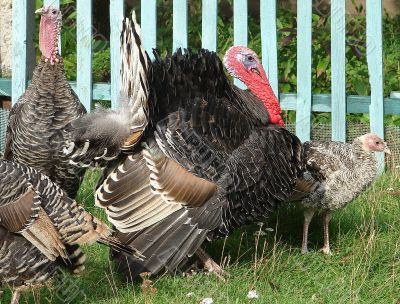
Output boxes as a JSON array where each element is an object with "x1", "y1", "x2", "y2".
[
  {"x1": 12, "y1": 0, "x2": 35, "y2": 104},
  {"x1": 141, "y1": 0, "x2": 157, "y2": 60},
  {"x1": 260, "y1": 0, "x2": 279, "y2": 97},
  {"x1": 296, "y1": 0, "x2": 312, "y2": 142},
  {"x1": 233, "y1": 0, "x2": 248, "y2": 89},
  {"x1": 110, "y1": 0, "x2": 124, "y2": 110},
  {"x1": 366, "y1": 0, "x2": 385, "y2": 173},
  {"x1": 77, "y1": 0, "x2": 93, "y2": 111},
  {"x1": 331, "y1": 0, "x2": 346, "y2": 142},
  {"x1": 202, "y1": 0, "x2": 218, "y2": 52},
  {"x1": 173, "y1": 0, "x2": 188, "y2": 52}
]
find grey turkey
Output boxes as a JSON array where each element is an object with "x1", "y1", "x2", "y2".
[
  {"x1": 3, "y1": 6, "x2": 89, "y2": 275},
  {"x1": 224, "y1": 52, "x2": 392, "y2": 255},
  {"x1": 3, "y1": 6, "x2": 86, "y2": 199},
  {"x1": 0, "y1": 160, "x2": 140, "y2": 304},
  {"x1": 65, "y1": 15, "x2": 305, "y2": 281},
  {"x1": 290, "y1": 135, "x2": 390, "y2": 254}
]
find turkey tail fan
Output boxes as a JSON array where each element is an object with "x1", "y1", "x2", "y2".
[
  {"x1": 120, "y1": 10, "x2": 149, "y2": 151},
  {"x1": 63, "y1": 11, "x2": 150, "y2": 167}
]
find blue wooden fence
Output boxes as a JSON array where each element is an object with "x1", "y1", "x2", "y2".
[{"x1": 2, "y1": 0, "x2": 400, "y2": 169}]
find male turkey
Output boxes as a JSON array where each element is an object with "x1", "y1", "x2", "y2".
[
  {"x1": 63, "y1": 14, "x2": 305, "y2": 281},
  {"x1": 224, "y1": 47, "x2": 391, "y2": 254},
  {"x1": 3, "y1": 6, "x2": 86, "y2": 199},
  {"x1": 0, "y1": 160, "x2": 140, "y2": 304}
]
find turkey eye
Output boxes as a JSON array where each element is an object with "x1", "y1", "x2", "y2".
[
  {"x1": 247, "y1": 56, "x2": 254, "y2": 61},
  {"x1": 375, "y1": 141, "x2": 380, "y2": 144},
  {"x1": 52, "y1": 10, "x2": 57, "y2": 14}
]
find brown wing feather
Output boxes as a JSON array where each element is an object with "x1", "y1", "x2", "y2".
[
  {"x1": 20, "y1": 208, "x2": 67, "y2": 261},
  {"x1": 0, "y1": 188, "x2": 40, "y2": 233},
  {"x1": 287, "y1": 177, "x2": 319, "y2": 202},
  {"x1": 96, "y1": 140, "x2": 217, "y2": 233}
]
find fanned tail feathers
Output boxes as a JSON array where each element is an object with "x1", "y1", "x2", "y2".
[{"x1": 63, "y1": 11, "x2": 149, "y2": 166}]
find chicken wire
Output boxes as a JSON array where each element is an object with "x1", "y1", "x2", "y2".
[
  {"x1": 286, "y1": 123, "x2": 400, "y2": 169},
  {"x1": 0, "y1": 109, "x2": 9, "y2": 155}
]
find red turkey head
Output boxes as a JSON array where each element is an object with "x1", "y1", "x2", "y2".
[
  {"x1": 223, "y1": 46, "x2": 284, "y2": 127},
  {"x1": 359, "y1": 133, "x2": 391, "y2": 154},
  {"x1": 35, "y1": 6, "x2": 62, "y2": 64}
]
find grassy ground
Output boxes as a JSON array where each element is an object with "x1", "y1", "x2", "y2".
[{"x1": 1, "y1": 169, "x2": 400, "y2": 304}]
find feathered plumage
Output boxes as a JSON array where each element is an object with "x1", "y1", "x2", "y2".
[
  {"x1": 63, "y1": 12, "x2": 150, "y2": 167},
  {"x1": 3, "y1": 7, "x2": 86, "y2": 199},
  {"x1": 290, "y1": 134, "x2": 390, "y2": 254},
  {"x1": 0, "y1": 160, "x2": 140, "y2": 300},
  {"x1": 64, "y1": 14, "x2": 304, "y2": 281}
]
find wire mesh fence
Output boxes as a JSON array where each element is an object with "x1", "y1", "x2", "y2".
[
  {"x1": 0, "y1": 109, "x2": 9, "y2": 155},
  {"x1": 287, "y1": 123, "x2": 399, "y2": 169}
]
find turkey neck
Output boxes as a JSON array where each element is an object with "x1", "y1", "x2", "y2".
[
  {"x1": 351, "y1": 138, "x2": 378, "y2": 176},
  {"x1": 39, "y1": 14, "x2": 60, "y2": 60},
  {"x1": 243, "y1": 73, "x2": 284, "y2": 127}
]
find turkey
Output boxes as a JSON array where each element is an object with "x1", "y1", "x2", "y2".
[
  {"x1": 0, "y1": 160, "x2": 140, "y2": 304},
  {"x1": 63, "y1": 14, "x2": 305, "y2": 281},
  {"x1": 3, "y1": 6, "x2": 86, "y2": 199},
  {"x1": 291, "y1": 135, "x2": 390, "y2": 254},
  {"x1": 224, "y1": 47, "x2": 391, "y2": 254}
]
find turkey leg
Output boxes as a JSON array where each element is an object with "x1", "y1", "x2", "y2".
[
  {"x1": 10, "y1": 286, "x2": 28, "y2": 304},
  {"x1": 301, "y1": 208, "x2": 315, "y2": 254},
  {"x1": 321, "y1": 211, "x2": 332, "y2": 255},
  {"x1": 196, "y1": 248, "x2": 227, "y2": 280}
]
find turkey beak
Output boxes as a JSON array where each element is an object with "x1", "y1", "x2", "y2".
[
  {"x1": 35, "y1": 8, "x2": 44, "y2": 15},
  {"x1": 383, "y1": 142, "x2": 391, "y2": 155}
]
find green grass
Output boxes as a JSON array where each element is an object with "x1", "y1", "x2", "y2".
[{"x1": 2, "y1": 169, "x2": 400, "y2": 304}]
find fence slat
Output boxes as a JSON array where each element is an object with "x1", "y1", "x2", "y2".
[
  {"x1": 202, "y1": 0, "x2": 218, "y2": 51},
  {"x1": 12, "y1": 0, "x2": 35, "y2": 104},
  {"x1": 110, "y1": 0, "x2": 124, "y2": 110},
  {"x1": 331, "y1": 0, "x2": 346, "y2": 142},
  {"x1": 76, "y1": 0, "x2": 92, "y2": 111},
  {"x1": 43, "y1": 0, "x2": 61, "y2": 53},
  {"x1": 296, "y1": 1, "x2": 312, "y2": 142},
  {"x1": 233, "y1": 0, "x2": 248, "y2": 89},
  {"x1": 141, "y1": 0, "x2": 157, "y2": 60},
  {"x1": 173, "y1": 0, "x2": 188, "y2": 52},
  {"x1": 260, "y1": 0, "x2": 278, "y2": 97},
  {"x1": 366, "y1": 0, "x2": 385, "y2": 172}
]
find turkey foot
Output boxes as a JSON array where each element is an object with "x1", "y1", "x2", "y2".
[{"x1": 196, "y1": 248, "x2": 227, "y2": 280}]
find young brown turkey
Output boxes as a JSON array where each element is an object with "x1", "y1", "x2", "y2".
[
  {"x1": 3, "y1": 6, "x2": 86, "y2": 199},
  {"x1": 291, "y1": 135, "x2": 390, "y2": 254},
  {"x1": 0, "y1": 160, "x2": 140, "y2": 304},
  {"x1": 224, "y1": 47, "x2": 392, "y2": 254},
  {"x1": 65, "y1": 14, "x2": 305, "y2": 281}
]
